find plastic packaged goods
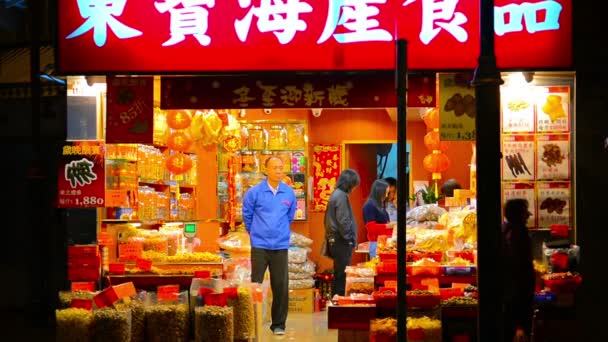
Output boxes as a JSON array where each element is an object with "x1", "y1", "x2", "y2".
[
  {"x1": 406, "y1": 316, "x2": 442, "y2": 342},
  {"x1": 160, "y1": 227, "x2": 183, "y2": 256},
  {"x1": 345, "y1": 277, "x2": 375, "y2": 296},
  {"x1": 115, "y1": 299, "x2": 146, "y2": 342},
  {"x1": 345, "y1": 266, "x2": 376, "y2": 278},
  {"x1": 248, "y1": 126, "x2": 267, "y2": 150},
  {"x1": 371, "y1": 317, "x2": 397, "y2": 339},
  {"x1": 142, "y1": 231, "x2": 169, "y2": 254},
  {"x1": 56, "y1": 308, "x2": 94, "y2": 342},
  {"x1": 407, "y1": 204, "x2": 447, "y2": 224},
  {"x1": 218, "y1": 231, "x2": 251, "y2": 254},
  {"x1": 286, "y1": 124, "x2": 306, "y2": 150},
  {"x1": 268, "y1": 125, "x2": 287, "y2": 150},
  {"x1": 145, "y1": 304, "x2": 189, "y2": 342},
  {"x1": 195, "y1": 306, "x2": 234, "y2": 342},
  {"x1": 290, "y1": 232, "x2": 313, "y2": 247},
  {"x1": 289, "y1": 278, "x2": 315, "y2": 290},
  {"x1": 288, "y1": 247, "x2": 308, "y2": 264},
  {"x1": 288, "y1": 260, "x2": 315, "y2": 274},
  {"x1": 240, "y1": 151, "x2": 259, "y2": 173},
  {"x1": 58, "y1": 291, "x2": 97, "y2": 309},
  {"x1": 288, "y1": 272, "x2": 313, "y2": 280},
  {"x1": 92, "y1": 308, "x2": 132, "y2": 342},
  {"x1": 227, "y1": 287, "x2": 255, "y2": 340},
  {"x1": 542, "y1": 243, "x2": 580, "y2": 273}
]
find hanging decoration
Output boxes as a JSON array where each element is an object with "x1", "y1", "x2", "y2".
[
  {"x1": 227, "y1": 154, "x2": 238, "y2": 231},
  {"x1": 199, "y1": 110, "x2": 223, "y2": 146},
  {"x1": 166, "y1": 152, "x2": 193, "y2": 175},
  {"x1": 167, "y1": 131, "x2": 194, "y2": 152},
  {"x1": 421, "y1": 108, "x2": 451, "y2": 199},
  {"x1": 167, "y1": 110, "x2": 193, "y2": 130},
  {"x1": 189, "y1": 111, "x2": 205, "y2": 142},
  {"x1": 219, "y1": 112, "x2": 242, "y2": 152}
]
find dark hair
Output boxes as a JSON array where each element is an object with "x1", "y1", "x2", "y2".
[
  {"x1": 504, "y1": 198, "x2": 529, "y2": 225},
  {"x1": 365, "y1": 179, "x2": 389, "y2": 210},
  {"x1": 441, "y1": 179, "x2": 462, "y2": 197},
  {"x1": 384, "y1": 177, "x2": 397, "y2": 187},
  {"x1": 336, "y1": 169, "x2": 360, "y2": 193}
]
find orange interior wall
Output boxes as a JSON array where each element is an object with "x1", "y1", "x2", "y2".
[{"x1": 195, "y1": 108, "x2": 473, "y2": 271}]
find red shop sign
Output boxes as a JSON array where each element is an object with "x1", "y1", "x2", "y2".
[
  {"x1": 57, "y1": 1, "x2": 572, "y2": 73},
  {"x1": 106, "y1": 76, "x2": 154, "y2": 144},
  {"x1": 57, "y1": 141, "x2": 105, "y2": 208}
]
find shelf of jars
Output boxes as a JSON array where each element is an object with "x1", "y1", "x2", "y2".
[
  {"x1": 105, "y1": 143, "x2": 197, "y2": 221},
  {"x1": 217, "y1": 120, "x2": 309, "y2": 222}
]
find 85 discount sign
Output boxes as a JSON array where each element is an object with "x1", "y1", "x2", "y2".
[
  {"x1": 57, "y1": 141, "x2": 106, "y2": 208},
  {"x1": 106, "y1": 76, "x2": 154, "y2": 144}
]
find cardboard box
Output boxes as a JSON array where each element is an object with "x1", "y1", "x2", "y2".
[{"x1": 288, "y1": 288, "x2": 314, "y2": 314}]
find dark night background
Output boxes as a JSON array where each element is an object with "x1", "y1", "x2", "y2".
[{"x1": 0, "y1": 1, "x2": 607, "y2": 341}]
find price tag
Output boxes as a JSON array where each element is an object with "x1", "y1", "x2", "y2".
[
  {"x1": 408, "y1": 328, "x2": 425, "y2": 340},
  {"x1": 198, "y1": 287, "x2": 214, "y2": 298},
  {"x1": 384, "y1": 281, "x2": 397, "y2": 290},
  {"x1": 551, "y1": 253, "x2": 569, "y2": 270},
  {"x1": 113, "y1": 282, "x2": 136, "y2": 299},
  {"x1": 223, "y1": 287, "x2": 238, "y2": 299},
  {"x1": 421, "y1": 278, "x2": 440, "y2": 293},
  {"x1": 157, "y1": 285, "x2": 180, "y2": 302},
  {"x1": 194, "y1": 270, "x2": 211, "y2": 279},
  {"x1": 118, "y1": 243, "x2": 143, "y2": 261},
  {"x1": 105, "y1": 189, "x2": 129, "y2": 208},
  {"x1": 109, "y1": 263, "x2": 126, "y2": 275},
  {"x1": 71, "y1": 282, "x2": 95, "y2": 292},
  {"x1": 97, "y1": 232, "x2": 112, "y2": 246},
  {"x1": 70, "y1": 299, "x2": 93, "y2": 311},
  {"x1": 136, "y1": 258, "x2": 153, "y2": 272},
  {"x1": 94, "y1": 287, "x2": 119, "y2": 308},
  {"x1": 204, "y1": 293, "x2": 228, "y2": 307}
]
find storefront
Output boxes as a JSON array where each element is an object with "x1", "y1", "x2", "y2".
[{"x1": 54, "y1": 0, "x2": 576, "y2": 341}]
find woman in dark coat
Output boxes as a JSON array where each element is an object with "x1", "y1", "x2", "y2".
[
  {"x1": 363, "y1": 179, "x2": 392, "y2": 258},
  {"x1": 324, "y1": 169, "x2": 360, "y2": 296},
  {"x1": 502, "y1": 198, "x2": 535, "y2": 341}
]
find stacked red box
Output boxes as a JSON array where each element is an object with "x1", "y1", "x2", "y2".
[{"x1": 67, "y1": 245, "x2": 101, "y2": 282}]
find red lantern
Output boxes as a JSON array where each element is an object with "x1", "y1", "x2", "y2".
[
  {"x1": 167, "y1": 110, "x2": 192, "y2": 130},
  {"x1": 424, "y1": 131, "x2": 448, "y2": 152},
  {"x1": 167, "y1": 131, "x2": 193, "y2": 152},
  {"x1": 423, "y1": 152, "x2": 451, "y2": 174},
  {"x1": 166, "y1": 153, "x2": 193, "y2": 175},
  {"x1": 422, "y1": 108, "x2": 440, "y2": 130}
]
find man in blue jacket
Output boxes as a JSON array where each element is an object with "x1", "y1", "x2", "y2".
[{"x1": 243, "y1": 156, "x2": 296, "y2": 336}]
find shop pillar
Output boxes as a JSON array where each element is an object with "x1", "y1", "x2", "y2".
[{"x1": 473, "y1": 0, "x2": 504, "y2": 340}]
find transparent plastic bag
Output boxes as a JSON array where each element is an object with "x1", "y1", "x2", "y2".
[
  {"x1": 345, "y1": 277, "x2": 375, "y2": 295},
  {"x1": 195, "y1": 306, "x2": 234, "y2": 342},
  {"x1": 345, "y1": 266, "x2": 376, "y2": 278},
  {"x1": 145, "y1": 291, "x2": 189, "y2": 342},
  {"x1": 224, "y1": 257, "x2": 252, "y2": 281},
  {"x1": 288, "y1": 247, "x2": 308, "y2": 263},
  {"x1": 115, "y1": 292, "x2": 147, "y2": 342},
  {"x1": 288, "y1": 278, "x2": 315, "y2": 290},
  {"x1": 290, "y1": 231, "x2": 313, "y2": 247},
  {"x1": 288, "y1": 260, "x2": 316, "y2": 274},
  {"x1": 227, "y1": 286, "x2": 255, "y2": 340},
  {"x1": 289, "y1": 272, "x2": 313, "y2": 280},
  {"x1": 407, "y1": 204, "x2": 447, "y2": 223},
  {"x1": 218, "y1": 231, "x2": 251, "y2": 253},
  {"x1": 56, "y1": 308, "x2": 94, "y2": 342},
  {"x1": 92, "y1": 308, "x2": 132, "y2": 342}
]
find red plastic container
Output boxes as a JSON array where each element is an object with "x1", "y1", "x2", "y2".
[
  {"x1": 376, "y1": 260, "x2": 397, "y2": 274},
  {"x1": 378, "y1": 252, "x2": 397, "y2": 261},
  {"x1": 406, "y1": 292, "x2": 441, "y2": 308},
  {"x1": 370, "y1": 333, "x2": 397, "y2": 342},
  {"x1": 543, "y1": 275, "x2": 582, "y2": 294},
  {"x1": 440, "y1": 288, "x2": 464, "y2": 300},
  {"x1": 411, "y1": 252, "x2": 443, "y2": 263},
  {"x1": 373, "y1": 291, "x2": 397, "y2": 308},
  {"x1": 407, "y1": 265, "x2": 443, "y2": 276}
]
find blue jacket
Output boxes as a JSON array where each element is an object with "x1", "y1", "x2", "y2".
[{"x1": 242, "y1": 180, "x2": 297, "y2": 250}]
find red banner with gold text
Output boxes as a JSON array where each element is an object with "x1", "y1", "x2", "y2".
[
  {"x1": 312, "y1": 145, "x2": 340, "y2": 212},
  {"x1": 106, "y1": 76, "x2": 154, "y2": 144}
]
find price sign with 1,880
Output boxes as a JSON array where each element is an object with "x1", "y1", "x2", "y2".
[{"x1": 57, "y1": 141, "x2": 106, "y2": 208}]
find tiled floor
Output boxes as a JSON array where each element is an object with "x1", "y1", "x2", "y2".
[{"x1": 260, "y1": 311, "x2": 338, "y2": 341}]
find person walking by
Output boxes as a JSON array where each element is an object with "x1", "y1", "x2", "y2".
[
  {"x1": 502, "y1": 198, "x2": 535, "y2": 342},
  {"x1": 323, "y1": 169, "x2": 360, "y2": 296},
  {"x1": 384, "y1": 177, "x2": 398, "y2": 222},
  {"x1": 243, "y1": 156, "x2": 297, "y2": 336}
]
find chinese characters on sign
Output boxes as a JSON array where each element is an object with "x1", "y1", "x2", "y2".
[
  {"x1": 106, "y1": 76, "x2": 154, "y2": 144},
  {"x1": 502, "y1": 135, "x2": 535, "y2": 181},
  {"x1": 537, "y1": 182, "x2": 570, "y2": 227},
  {"x1": 58, "y1": 0, "x2": 572, "y2": 72},
  {"x1": 312, "y1": 144, "x2": 340, "y2": 212},
  {"x1": 439, "y1": 73, "x2": 476, "y2": 141},
  {"x1": 536, "y1": 87, "x2": 570, "y2": 133},
  {"x1": 502, "y1": 182, "x2": 536, "y2": 228},
  {"x1": 57, "y1": 141, "x2": 106, "y2": 208},
  {"x1": 501, "y1": 91, "x2": 535, "y2": 133},
  {"x1": 161, "y1": 74, "x2": 400, "y2": 109},
  {"x1": 537, "y1": 134, "x2": 569, "y2": 180}
]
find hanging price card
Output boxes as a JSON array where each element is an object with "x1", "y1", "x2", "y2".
[
  {"x1": 136, "y1": 258, "x2": 153, "y2": 272},
  {"x1": 501, "y1": 89, "x2": 535, "y2": 133},
  {"x1": 502, "y1": 182, "x2": 536, "y2": 228},
  {"x1": 537, "y1": 135, "x2": 570, "y2": 180},
  {"x1": 157, "y1": 285, "x2": 180, "y2": 302},
  {"x1": 536, "y1": 86, "x2": 570, "y2": 133}
]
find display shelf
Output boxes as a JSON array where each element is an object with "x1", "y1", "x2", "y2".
[
  {"x1": 102, "y1": 218, "x2": 227, "y2": 224},
  {"x1": 374, "y1": 274, "x2": 478, "y2": 287},
  {"x1": 327, "y1": 304, "x2": 376, "y2": 330}
]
